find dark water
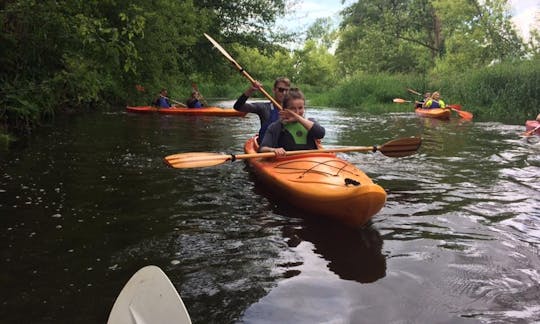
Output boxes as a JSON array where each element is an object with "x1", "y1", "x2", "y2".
[{"x1": 1, "y1": 104, "x2": 539, "y2": 323}]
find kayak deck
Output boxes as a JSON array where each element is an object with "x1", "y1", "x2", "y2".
[
  {"x1": 244, "y1": 136, "x2": 387, "y2": 227},
  {"x1": 415, "y1": 108, "x2": 451, "y2": 120},
  {"x1": 126, "y1": 105, "x2": 247, "y2": 117}
]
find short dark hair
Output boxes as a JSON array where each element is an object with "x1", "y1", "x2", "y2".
[{"x1": 273, "y1": 77, "x2": 291, "y2": 88}]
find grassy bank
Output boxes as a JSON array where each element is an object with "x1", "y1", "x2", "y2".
[
  {"x1": 3, "y1": 60, "x2": 538, "y2": 149},
  {"x1": 305, "y1": 59, "x2": 539, "y2": 124}
]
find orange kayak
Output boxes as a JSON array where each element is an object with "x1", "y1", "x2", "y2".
[
  {"x1": 415, "y1": 108, "x2": 451, "y2": 120},
  {"x1": 525, "y1": 120, "x2": 540, "y2": 135},
  {"x1": 126, "y1": 106, "x2": 247, "y2": 117},
  {"x1": 243, "y1": 136, "x2": 387, "y2": 227}
]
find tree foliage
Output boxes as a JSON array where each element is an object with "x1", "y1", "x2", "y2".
[
  {"x1": 0, "y1": 0, "x2": 289, "y2": 136},
  {"x1": 336, "y1": 0, "x2": 529, "y2": 77}
]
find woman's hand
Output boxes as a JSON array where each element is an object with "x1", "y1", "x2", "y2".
[
  {"x1": 272, "y1": 147, "x2": 287, "y2": 157},
  {"x1": 279, "y1": 109, "x2": 301, "y2": 123}
]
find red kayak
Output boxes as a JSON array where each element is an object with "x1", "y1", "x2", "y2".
[
  {"x1": 243, "y1": 136, "x2": 387, "y2": 227},
  {"x1": 126, "y1": 106, "x2": 247, "y2": 117}
]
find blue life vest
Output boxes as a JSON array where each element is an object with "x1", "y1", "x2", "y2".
[
  {"x1": 156, "y1": 97, "x2": 171, "y2": 108},
  {"x1": 258, "y1": 106, "x2": 279, "y2": 143}
]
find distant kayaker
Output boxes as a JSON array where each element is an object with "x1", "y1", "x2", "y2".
[
  {"x1": 233, "y1": 77, "x2": 291, "y2": 143},
  {"x1": 416, "y1": 92, "x2": 431, "y2": 109},
  {"x1": 154, "y1": 88, "x2": 172, "y2": 108},
  {"x1": 186, "y1": 90, "x2": 203, "y2": 108},
  {"x1": 259, "y1": 88, "x2": 325, "y2": 157},
  {"x1": 423, "y1": 91, "x2": 446, "y2": 109}
]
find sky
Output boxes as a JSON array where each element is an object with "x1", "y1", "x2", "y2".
[{"x1": 279, "y1": 0, "x2": 539, "y2": 40}]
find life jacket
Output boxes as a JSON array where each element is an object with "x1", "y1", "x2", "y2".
[
  {"x1": 156, "y1": 96, "x2": 171, "y2": 108},
  {"x1": 425, "y1": 99, "x2": 445, "y2": 109},
  {"x1": 258, "y1": 106, "x2": 279, "y2": 143},
  {"x1": 277, "y1": 122, "x2": 316, "y2": 151}
]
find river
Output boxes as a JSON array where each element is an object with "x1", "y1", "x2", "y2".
[{"x1": 1, "y1": 104, "x2": 539, "y2": 323}]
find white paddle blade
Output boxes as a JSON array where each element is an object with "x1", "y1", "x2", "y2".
[{"x1": 107, "y1": 265, "x2": 191, "y2": 324}]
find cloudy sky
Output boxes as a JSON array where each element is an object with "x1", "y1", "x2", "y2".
[{"x1": 279, "y1": 0, "x2": 539, "y2": 40}]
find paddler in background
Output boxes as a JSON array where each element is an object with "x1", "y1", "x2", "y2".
[
  {"x1": 423, "y1": 91, "x2": 446, "y2": 109},
  {"x1": 186, "y1": 90, "x2": 203, "y2": 108},
  {"x1": 415, "y1": 92, "x2": 431, "y2": 108},
  {"x1": 154, "y1": 88, "x2": 172, "y2": 108},
  {"x1": 233, "y1": 76, "x2": 291, "y2": 144},
  {"x1": 259, "y1": 88, "x2": 325, "y2": 157}
]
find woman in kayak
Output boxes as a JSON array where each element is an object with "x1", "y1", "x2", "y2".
[
  {"x1": 415, "y1": 92, "x2": 431, "y2": 108},
  {"x1": 259, "y1": 88, "x2": 325, "y2": 157},
  {"x1": 233, "y1": 77, "x2": 291, "y2": 143},
  {"x1": 186, "y1": 90, "x2": 203, "y2": 108},
  {"x1": 423, "y1": 91, "x2": 446, "y2": 109}
]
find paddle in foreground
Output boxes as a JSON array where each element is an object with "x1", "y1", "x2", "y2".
[
  {"x1": 107, "y1": 265, "x2": 191, "y2": 324},
  {"x1": 164, "y1": 137, "x2": 422, "y2": 169}
]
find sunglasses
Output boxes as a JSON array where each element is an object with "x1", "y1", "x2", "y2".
[{"x1": 276, "y1": 87, "x2": 289, "y2": 93}]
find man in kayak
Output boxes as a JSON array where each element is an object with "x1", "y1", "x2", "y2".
[
  {"x1": 423, "y1": 91, "x2": 446, "y2": 109},
  {"x1": 154, "y1": 88, "x2": 172, "y2": 108},
  {"x1": 233, "y1": 77, "x2": 291, "y2": 143},
  {"x1": 259, "y1": 88, "x2": 325, "y2": 157}
]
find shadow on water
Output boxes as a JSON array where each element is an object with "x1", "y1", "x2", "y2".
[{"x1": 283, "y1": 218, "x2": 386, "y2": 284}]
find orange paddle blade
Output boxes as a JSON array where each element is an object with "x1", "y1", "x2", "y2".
[
  {"x1": 165, "y1": 152, "x2": 234, "y2": 169},
  {"x1": 447, "y1": 104, "x2": 462, "y2": 110},
  {"x1": 393, "y1": 98, "x2": 411, "y2": 103},
  {"x1": 450, "y1": 108, "x2": 473, "y2": 120},
  {"x1": 378, "y1": 137, "x2": 422, "y2": 157}
]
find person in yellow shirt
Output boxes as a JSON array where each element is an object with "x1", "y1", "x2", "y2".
[{"x1": 423, "y1": 91, "x2": 446, "y2": 109}]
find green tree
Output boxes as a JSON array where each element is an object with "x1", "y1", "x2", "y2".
[
  {"x1": 432, "y1": 0, "x2": 525, "y2": 75},
  {"x1": 306, "y1": 17, "x2": 338, "y2": 49},
  {"x1": 336, "y1": 0, "x2": 436, "y2": 75},
  {"x1": 293, "y1": 40, "x2": 338, "y2": 87},
  {"x1": 335, "y1": 0, "x2": 528, "y2": 77},
  {"x1": 0, "y1": 0, "x2": 291, "y2": 137}
]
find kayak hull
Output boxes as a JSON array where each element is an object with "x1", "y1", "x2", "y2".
[
  {"x1": 415, "y1": 108, "x2": 451, "y2": 120},
  {"x1": 126, "y1": 106, "x2": 247, "y2": 117},
  {"x1": 525, "y1": 120, "x2": 540, "y2": 135},
  {"x1": 244, "y1": 136, "x2": 387, "y2": 227}
]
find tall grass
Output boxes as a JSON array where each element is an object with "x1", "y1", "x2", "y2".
[
  {"x1": 307, "y1": 72, "x2": 427, "y2": 113},
  {"x1": 433, "y1": 59, "x2": 540, "y2": 123},
  {"x1": 305, "y1": 59, "x2": 539, "y2": 123}
]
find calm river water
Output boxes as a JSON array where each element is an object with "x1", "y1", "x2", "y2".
[{"x1": 1, "y1": 103, "x2": 539, "y2": 323}]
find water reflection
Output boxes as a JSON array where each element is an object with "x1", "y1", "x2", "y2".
[
  {"x1": 2, "y1": 109, "x2": 540, "y2": 323},
  {"x1": 283, "y1": 219, "x2": 386, "y2": 283}
]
